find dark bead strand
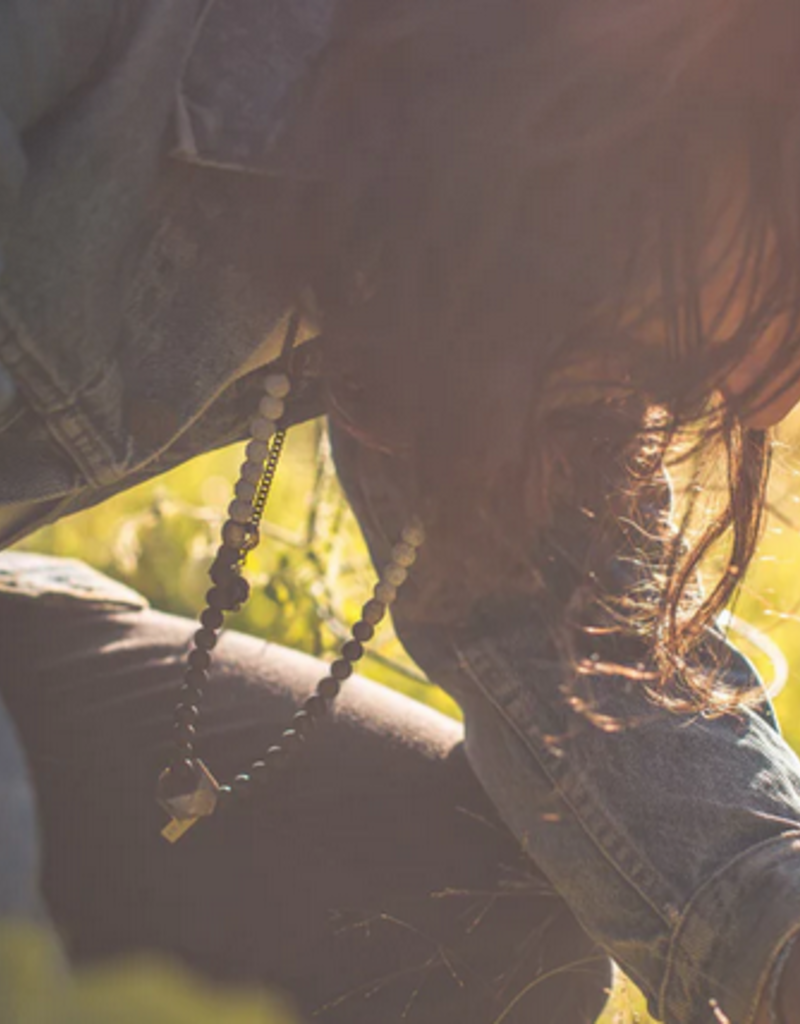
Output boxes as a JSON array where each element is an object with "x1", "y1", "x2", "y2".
[
  {"x1": 292, "y1": 711, "x2": 314, "y2": 737},
  {"x1": 194, "y1": 627, "x2": 218, "y2": 651},
  {"x1": 200, "y1": 607, "x2": 224, "y2": 631},
  {"x1": 318, "y1": 676, "x2": 340, "y2": 700},
  {"x1": 303, "y1": 694, "x2": 327, "y2": 719},
  {"x1": 159, "y1": 332, "x2": 426, "y2": 829},
  {"x1": 330, "y1": 658, "x2": 352, "y2": 682},
  {"x1": 342, "y1": 639, "x2": 364, "y2": 663},
  {"x1": 352, "y1": 620, "x2": 374, "y2": 643},
  {"x1": 188, "y1": 648, "x2": 211, "y2": 671}
]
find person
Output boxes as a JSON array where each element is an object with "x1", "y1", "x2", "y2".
[{"x1": 2, "y1": 1, "x2": 800, "y2": 1021}]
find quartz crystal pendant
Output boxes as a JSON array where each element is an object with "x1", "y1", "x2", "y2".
[{"x1": 157, "y1": 759, "x2": 220, "y2": 843}]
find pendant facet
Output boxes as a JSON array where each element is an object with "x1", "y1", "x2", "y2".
[{"x1": 157, "y1": 759, "x2": 220, "y2": 840}]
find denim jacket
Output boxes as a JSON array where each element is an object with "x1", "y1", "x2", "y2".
[{"x1": 3, "y1": 4, "x2": 800, "y2": 1022}]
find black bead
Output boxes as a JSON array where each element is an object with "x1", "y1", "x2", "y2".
[
  {"x1": 173, "y1": 722, "x2": 196, "y2": 747},
  {"x1": 318, "y1": 676, "x2": 340, "y2": 700},
  {"x1": 184, "y1": 664, "x2": 208, "y2": 687},
  {"x1": 206, "y1": 586, "x2": 226, "y2": 609},
  {"x1": 194, "y1": 627, "x2": 218, "y2": 651},
  {"x1": 210, "y1": 560, "x2": 237, "y2": 586},
  {"x1": 330, "y1": 659, "x2": 352, "y2": 682},
  {"x1": 303, "y1": 694, "x2": 328, "y2": 719},
  {"x1": 266, "y1": 745, "x2": 288, "y2": 772},
  {"x1": 281, "y1": 729, "x2": 304, "y2": 753},
  {"x1": 230, "y1": 575, "x2": 250, "y2": 606},
  {"x1": 200, "y1": 607, "x2": 224, "y2": 631},
  {"x1": 362, "y1": 599, "x2": 386, "y2": 625},
  {"x1": 216, "y1": 785, "x2": 234, "y2": 808},
  {"x1": 215, "y1": 544, "x2": 240, "y2": 566},
  {"x1": 174, "y1": 703, "x2": 199, "y2": 725},
  {"x1": 232, "y1": 773, "x2": 252, "y2": 795},
  {"x1": 292, "y1": 711, "x2": 314, "y2": 737},
  {"x1": 221, "y1": 520, "x2": 246, "y2": 549},
  {"x1": 187, "y1": 647, "x2": 211, "y2": 671},
  {"x1": 250, "y1": 760, "x2": 271, "y2": 785},
  {"x1": 352, "y1": 620, "x2": 375, "y2": 643},
  {"x1": 167, "y1": 758, "x2": 197, "y2": 790},
  {"x1": 179, "y1": 683, "x2": 203, "y2": 704},
  {"x1": 342, "y1": 640, "x2": 364, "y2": 663}
]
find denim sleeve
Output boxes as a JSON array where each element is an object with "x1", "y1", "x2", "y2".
[
  {"x1": 437, "y1": 623, "x2": 800, "y2": 1024},
  {"x1": 0, "y1": 1, "x2": 121, "y2": 260}
]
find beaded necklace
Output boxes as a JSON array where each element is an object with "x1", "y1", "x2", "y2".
[{"x1": 156, "y1": 313, "x2": 424, "y2": 842}]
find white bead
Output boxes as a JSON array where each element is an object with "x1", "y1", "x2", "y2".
[
  {"x1": 235, "y1": 479, "x2": 257, "y2": 502},
  {"x1": 250, "y1": 416, "x2": 276, "y2": 442},
  {"x1": 374, "y1": 581, "x2": 397, "y2": 604},
  {"x1": 240, "y1": 461, "x2": 263, "y2": 485},
  {"x1": 228, "y1": 499, "x2": 253, "y2": 523},
  {"x1": 390, "y1": 542, "x2": 416, "y2": 568},
  {"x1": 401, "y1": 521, "x2": 426, "y2": 548},
  {"x1": 259, "y1": 395, "x2": 284, "y2": 421},
  {"x1": 245, "y1": 439, "x2": 269, "y2": 464},
  {"x1": 383, "y1": 563, "x2": 407, "y2": 587},
  {"x1": 263, "y1": 373, "x2": 291, "y2": 399}
]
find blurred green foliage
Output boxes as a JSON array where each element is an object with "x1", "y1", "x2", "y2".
[
  {"x1": 14, "y1": 417, "x2": 800, "y2": 1024},
  {"x1": 0, "y1": 923, "x2": 294, "y2": 1024}
]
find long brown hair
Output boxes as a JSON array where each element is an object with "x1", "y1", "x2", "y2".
[{"x1": 277, "y1": 0, "x2": 800, "y2": 712}]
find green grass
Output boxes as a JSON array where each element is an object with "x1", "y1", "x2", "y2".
[{"x1": 15, "y1": 417, "x2": 800, "y2": 1024}]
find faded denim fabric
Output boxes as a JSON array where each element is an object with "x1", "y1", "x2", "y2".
[
  {"x1": 331, "y1": 428, "x2": 800, "y2": 1024},
  {"x1": 2, "y1": 4, "x2": 800, "y2": 1023}
]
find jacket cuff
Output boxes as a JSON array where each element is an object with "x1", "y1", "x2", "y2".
[{"x1": 661, "y1": 834, "x2": 800, "y2": 1024}]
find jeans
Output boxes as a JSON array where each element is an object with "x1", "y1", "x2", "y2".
[{"x1": 0, "y1": 551, "x2": 610, "y2": 1024}]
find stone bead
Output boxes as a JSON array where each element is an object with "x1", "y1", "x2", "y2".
[
  {"x1": 200, "y1": 607, "x2": 224, "y2": 631},
  {"x1": 391, "y1": 542, "x2": 417, "y2": 567},
  {"x1": 221, "y1": 520, "x2": 247, "y2": 548},
  {"x1": 240, "y1": 460, "x2": 263, "y2": 485},
  {"x1": 245, "y1": 439, "x2": 270, "y2": 464},
  {"x1": 175, "y1": 704, "x2": 199, "y2": 725},
  {"x1": 194, "y1": 627, "x2": 218, "y2": 651},
  {"x1": 216, "y1": 784, "x2": 233, "y2": 808},
  {"x1": 188, "y1": 648, "x2": 211, "y2": 671},
  {"x1": 292, "y1": 710, "x2": 314, "y2": 737},
  {"x1": 318, "y1": 676, "x2": 340, "y2": 700},
  {"x1": 263, "y1": 373, "x2": 291, "y2": 398},
  {"x1": 173, "y1": 722, "x2": 196, "y2": 748},
  {"x1": 250, "y1": 416, "x2": 276, "y2": 442},
  {"x1": 180, "y1": 681, "x2": 204, "y2": 704},
  {"x1": 210, "y1": 560, "x2": 237, "y2": 586},
  {"x1": 330, "y1": 659, "x2": 352, "y2": 682},
  {"x1": 402, "y1": 521, "x2": 426, "y2": 547},
  {"x1": 342, "y1": 640, "x2": 364, "y2": 663},
  {"x1": 361, "y1": 599, "x2": 386, "y2": 626},
  {"x1": 206, "y1": 586, "x2": 227, "y2": 609},
  {"x1": 383, "y1": 563, "x2": 407, "y2": 587},
  {"x1": 215, "y1": 544, "x2": 240, "y2": 566},
  {"x1": 250, "y1": 759, "x2": 270, "y2": 784},
  {"x1": 234, "y1": 479, "x2": 257, "y2": 503},
  {"x1": 374, "y1": 581, "x2": 397, "y2": 604},
  {"x1": 228, "y1": 499, "x2": 253, "y2": 524},
  {"x1": 303, "y1": 694, "x2": 328, "y2": 719},
  {"x1": 259, "y1": 395, "x2": 284, "y2": 421},
  {"x1": 351, "y1": 620, "x2": 375, "y2": 643},
  {"x1": 266, "y1": 745, "x2": 289, "y2": 771},
  {"x1": 233, "y1": 773, "x2": 252, "y2": 794},
  {"x1": 281, "y1": 729, "x2": 304, "y2": 753}
]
